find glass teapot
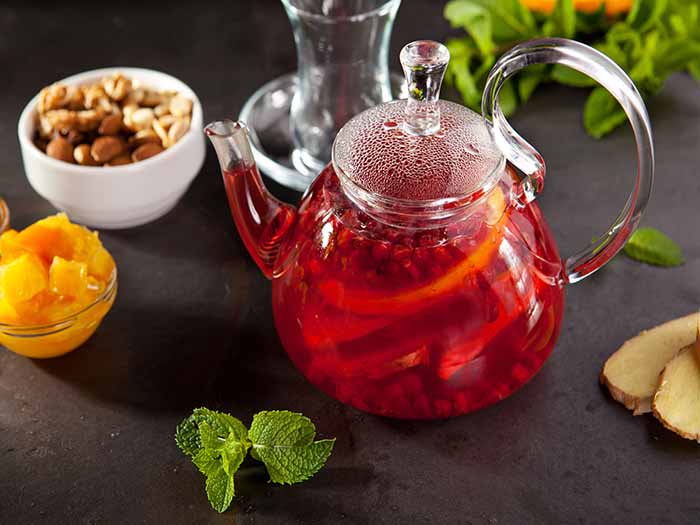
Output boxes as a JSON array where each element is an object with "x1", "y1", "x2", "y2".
[{"x1": 206, "y1": 39, "x2": 653, "y2": 419}]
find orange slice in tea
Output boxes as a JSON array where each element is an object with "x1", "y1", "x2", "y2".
[{"x1": 318, "y1": 186, "x2": 508, "y2": 316}]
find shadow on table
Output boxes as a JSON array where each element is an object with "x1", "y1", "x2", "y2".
[
  {"x1": 645, "y1": 416, "x2": 700, "y2": 455},
  {"x1": 30, "y1": 305, "x2": 274, "y2": 413}
]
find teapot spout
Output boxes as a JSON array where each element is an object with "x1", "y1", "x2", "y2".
[{"x1": 205, "y1": 120, "x2": 296, "y2": 279}]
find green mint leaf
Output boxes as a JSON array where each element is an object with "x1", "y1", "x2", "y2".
[
  {"x1": 445, "y1": 38, "x2": 495, "y2": 113},
  {"x1": 655, "y1": 39, "x2": 700, "y2": 78},
  {"x1": 690, "y1": 62, "x2": 700, "y2": 81},
  {"x1": 221, "y1": 439, "x2": 247, "y2": 476},
  {"x1": 175, "y1": 407, "x2": 248, "y2": 457},
  {"x1": 205, "y1": 463, "x2": 235, "y2": 514},
  {"x1": 475, "y1": 0, "x2": 536, "y2": 42},
  {"x1": 177, "y1": 408, "x2": 336, "y2": 513},
  {"x1": 627, "y1": 0, "x2": 669, "y2": 32},
  {"x1": 543, "y1": 0, "x2": 576, "y2": 39},
  {"x1": 254, "y1": 440, "x2": 335, "y2": 486},
  {"x1": 444, "y1": 1, "x2": 494, "y2": 57},
  {"x1": 249, "y1": 411, "x2": 317, "y2": 448},
  {"x1": 624, "y1": 227, "x2": 685, "y2": 267},
  {"x1": 249, "y1": 410, "x2": 335, "y2": 485},
  {"x1": 199, "y1": 422, "x2": 224, "y2": 451},
  {"x1": 575, "y1": 4, "x2": 609, "y2": 33},
  {"x1": 193, "y1": 448, "x2": 220, "y2": 476},
  {"x1": 583, "y1": 87, "x2": 627, "y2": 139},
  {"x1": 517, "y1": 64, "x2": 548, "y2": 104},
  {"x1": 498, "y1": 79, "x2": 518, "y2": 117},
  {"x1": 550, "y1": 64, "x2": 596, "y2": 87}
]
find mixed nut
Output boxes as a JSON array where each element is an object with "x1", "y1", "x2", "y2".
[{"x1": 33, "y1": 73, "x2": 193, "y2": 166}]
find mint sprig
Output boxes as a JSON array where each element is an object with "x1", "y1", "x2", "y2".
[
  {"x1": 249, "y1": 411, "x2": 336, "y2": 485},
  {"x1": 624, "y1": 227, "x2": 685, "y2": 266},
  {"x1": 444, "y1": 0, "x2": 700, "y2": 138},
  {"x1": 175, "y1": 408, "x2": 335, "y2": 513}
]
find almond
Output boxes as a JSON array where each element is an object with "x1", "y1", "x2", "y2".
[
  {"x1": 141, "y1": 90, "x2": 162, "y2": 107},
  {"x1": 124, "y1": 88, "x2": 145, "y2": 106},
  {"x1": 82, "y1": 85, "x2": 108, "y2": 109},
  {"x1": 169, "y1": 95, "x2": 192, "y2": 117},
  {"x1": 128, "y1": 129, "x2": 161, "y2": 148},
  {"x1": 63, "y1": 128, "x2": 85, "y2": 145},
  {"x1": 98, "y1": 114, "x2": 122, "y2": 135},
  {"x1": 103, "y1": 74, "x2": 132, "y2": 101},
  {"x1": 154, "y1": 104, "x2": 170, "y2": 117},
  {"x1": 37, "y1": 84, "x2": 71, "y2": 113},
  {"x1": 130, "y1": 108, "x2": 154, "y2": 131},
  {"x1": 46, "y1": 136, "x2": 74, "y2": 163},
  {"x1": 122, "y1": 103, "x2": 138, "y2": 119},
  {"x1": 73, "y1": 144, "x2": 98, "y2": 166},
  {"x1": 106, "y1": 153, "x2": 132, "y2": 166},
  {"x1": 91, "y1": 136, "x2": 125, "y2": 163},
  {"x1": 152, "y1": 119, "x2": 169, "y2": 147},
  {"x1": 131, "y1": 142, "x2": 163, "y2": 162},
  {"x1": 158, "y1": 114, "x2": 177, "y2": 129},
  {"x1": 167, "y1": 118, "x2": 189, "y2": 146}
]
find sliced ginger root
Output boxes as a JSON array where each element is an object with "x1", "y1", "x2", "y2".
[
  {"x1": 600, "y1": 313, "x2": 699, "y2": 415},
  {"x1": 652, "y1": 318, "x2": 700, "y2": 442}
]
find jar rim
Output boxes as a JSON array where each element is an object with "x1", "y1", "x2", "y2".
[
  {"x1": 0, "y1": 199, "x2": 9, "y2": 234},
  {"x1": 0, "y1": 269, "x2": 117, "y2": 335}
]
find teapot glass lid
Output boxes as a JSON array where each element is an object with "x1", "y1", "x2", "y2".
[{"x1": 333, "y1": 41, "x2": 504, "y2": 202}]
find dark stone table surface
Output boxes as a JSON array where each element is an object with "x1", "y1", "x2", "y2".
[{"x1": 1, "y1": 1, "x2": 699, "y2": 524}]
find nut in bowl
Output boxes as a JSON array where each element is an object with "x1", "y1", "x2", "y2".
[{"x1": 18, "y1": 68, "x2": 205, "y2": 229}]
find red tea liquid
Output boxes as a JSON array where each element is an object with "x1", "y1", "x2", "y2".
[{"x1": 227, "y1": 163, "x2": 565, "y2": 419}]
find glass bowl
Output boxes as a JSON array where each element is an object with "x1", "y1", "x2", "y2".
[
  {"x1": 0, "y1": 198, "x2": 9, "y2": 233},
  {"x1": 0, "y1": 270, "x2": 117, "y2": 358}
]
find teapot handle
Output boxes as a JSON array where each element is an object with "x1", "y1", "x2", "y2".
[{"x1": 481, "y1": 38, "x2": 654, "y2": 284}]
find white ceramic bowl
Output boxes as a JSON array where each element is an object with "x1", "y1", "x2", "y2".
[{"x1": 17, "y1": 67, "x2": 205, "y2": 229}]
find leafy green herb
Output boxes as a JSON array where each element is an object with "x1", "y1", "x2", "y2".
[
  {"x1": 175, "y1": 408, "x2": 335, "y2": 513},
  {"x1": 444, "y1": 0, "x2": 700, "y2": 138},
  {"x1": 624, "y1": 227, "x2": 685, "y2": 266}
]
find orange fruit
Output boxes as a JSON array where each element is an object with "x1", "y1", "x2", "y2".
[{"x1": 522, "y1": 0, "x2": 632, "y2": 16}]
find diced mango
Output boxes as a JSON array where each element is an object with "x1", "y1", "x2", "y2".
[
  {"x1": 88, "y1": 246, "x2": 115, "y2": 281},
  {"x1": 0, "y1": 253, "x2": 49, "y2": 305},
  {"x1": 49, "y1": 257, "x2": 88, "y2": 298},
  {"x1": 0, "y1": 230, "x2": 26, "y2": 261},
  {"x1": 15, "y1": 222, "x2": 75, "y2": 263},
  {"x1": 0, "y1": 299, "x2": 18, "y2": 324}
]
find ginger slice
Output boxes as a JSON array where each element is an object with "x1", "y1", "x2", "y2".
[
  {"x1": 652, "y1": 319, "x2": 700, "y2": 441},
  {"x1": 601, "y1": 313, "x2": 699, "y2": 415}
]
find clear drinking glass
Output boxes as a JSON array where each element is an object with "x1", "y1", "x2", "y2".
[{"x1": 239, "y1": 0, "x2": 403, "y2": 191}]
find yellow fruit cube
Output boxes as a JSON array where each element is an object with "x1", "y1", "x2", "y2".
[
  {"x1": 88, "y1": 246, "x2": 116, "y2": 281},
  {"x1": 0, "y1": 253, "x2": 49, "y2": 305},
  {"x1": 49, "y1": 256, "x2": 88, "y2": 298},
  {"x1": 0, "y1": 299, "x2": 18, "y2": 324},
  {"x1": 0, "y1": 230, "x2": 26, "y2": 261}
]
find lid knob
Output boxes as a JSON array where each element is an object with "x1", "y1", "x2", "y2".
[{"x1": 400, "y1": 40, "x2": 450, "y2": 136}]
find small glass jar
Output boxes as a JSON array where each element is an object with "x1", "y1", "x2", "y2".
[
  {"x1": 0, "y1": 198, "x2": 9, "y2": 234},
  {"x1": 0, "y1": 270, "x2": 117, "y2": 358}
]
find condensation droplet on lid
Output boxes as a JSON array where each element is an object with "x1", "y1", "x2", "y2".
[
  {"x1": 334, "y1": 100, "x2": 502, "y2": 200},
  {"x1": 464, "y1": 143, "x2": 480, "y2": 155}
]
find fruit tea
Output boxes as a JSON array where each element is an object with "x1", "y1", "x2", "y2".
[{"x1": 248, "y1": 164, "x2": 567, "y2": 419}]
